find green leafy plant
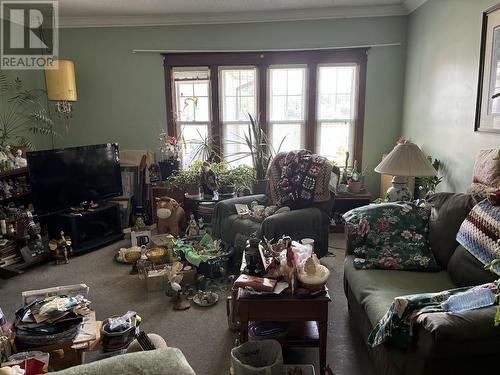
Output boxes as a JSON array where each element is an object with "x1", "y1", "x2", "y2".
[
  {"x1": 418, "y1": 157, "x2": 442, "y2": 194},
  {"x1": 225, "y1": 114, "x2": 283, "y2": 180},
  {"x1": 0, "y1": 72, "x2": 58, "y2": 150}
]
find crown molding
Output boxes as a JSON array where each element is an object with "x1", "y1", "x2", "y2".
[
  {"x1": 403, "y1": 0, "x2": 429, "y2": 13},
  {"x1": 59, "y1": 4, "x2": 409, "y2": 28}
]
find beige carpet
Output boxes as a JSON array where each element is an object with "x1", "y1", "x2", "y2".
[{"x1": 0, "y1": 234, "x2": 373, "y2": 374}]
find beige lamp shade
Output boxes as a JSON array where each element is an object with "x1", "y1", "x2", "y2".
[
  {"x1": 374, "y1": 142, "x2": 437, "y2": 177},
  {"x1": 45, "y1": 60, "x2": 77, "y2": 101}
]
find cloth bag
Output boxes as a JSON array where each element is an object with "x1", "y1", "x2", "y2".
[{"x1": 231, "y1": 340, "x2": 283, "y2": 375}]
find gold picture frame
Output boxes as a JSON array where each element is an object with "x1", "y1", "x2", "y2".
[{"x1": 475, "y1": 3, "x2": 500, "y2": 133}]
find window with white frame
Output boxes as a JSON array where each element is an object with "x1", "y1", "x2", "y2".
[
  {"x1": 269, "y1": 66, "x2": 307, "y2": 153},
  {"x1": 317, "y1": 65, "x2": 357, "y2": 165},
  {"x1": 172, "y1": 68, "x2": 211, "y2": 168},
  {"x1": 220, "y1": 67, "x2": 257, "y2": 166}
]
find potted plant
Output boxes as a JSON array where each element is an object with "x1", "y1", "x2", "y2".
[
  {"x1": 212, "y1": 162, "x2": 254, "y2": 197},
  {"x1": 347, "y1": 160, "x2": 362, "y2": 193},
  {"x1": 0, "y1": 73, "x2": 59, "y2": 170},
  {"x1": 415, "y1": 157, "x2": 442, "y2": 198},
  {"x1": 225, "y1": 114, "x2": 282, "y2": 194}
]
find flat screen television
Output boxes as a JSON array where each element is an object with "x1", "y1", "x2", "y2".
[{"x1": 27, "y1": 143, "x2": 123, "y2": 215}]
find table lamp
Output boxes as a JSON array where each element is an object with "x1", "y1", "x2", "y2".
[{"x1": 374, "y1": 142, "x2": 437, "y2": 201}]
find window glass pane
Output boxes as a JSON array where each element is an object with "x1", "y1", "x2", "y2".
[
  {"x1": 271, "y1": 123, "x2": 302, "y2": 152},
  {"x1": 180, "y1": 124, "x2": 209, "y2": 169},
  {"x1": 317, "y1": 65, "x2": 356, "y2": 121},
  {"x1": 223, "y1": 123, "x2": 253, "y2": 166},
  {"x1": 269, "y1": 66, "x2": 307, "y2": 122},
  {"x1": 195, "y1": 97, "x2": 210, "y2": 122},
  {"x1": 220, "y1": 68, "x2": 257, "y2": 122},
  {"x1": 173, "y1": 68, "x2": 210, "y2": 123},
  {"x1": 317, "y1": 121, "x2": 354, "y2": 165}
]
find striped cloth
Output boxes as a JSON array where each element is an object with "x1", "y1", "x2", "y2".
[{"x1": 456, "y1": 199, "x2": 500, "y2": 275}]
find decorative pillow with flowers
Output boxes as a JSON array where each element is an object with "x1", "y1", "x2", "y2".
[{"x1": 343, "y1": 202, "x2": 440, "y2": 271}]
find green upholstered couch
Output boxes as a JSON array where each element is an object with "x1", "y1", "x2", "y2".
[{"x1": 343, "y1": 193, "x2": 500, "y2": 375}]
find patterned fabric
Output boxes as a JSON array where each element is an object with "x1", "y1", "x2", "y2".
[
  {"x1": 368, "y1": 283, "x2": 499, "y2": 348},
  {"x1": 344, "y1": 202, "x2": 440, "y2": 271},
  {"x1": 468, "y1": 149, "x2": 500, "y2": 194},
  {"x1": 268, "y1": 150, "x2": 332, "y2": 208},
  {"x1": 456, "y1": 199, "x2": 500, "y2": 275}
]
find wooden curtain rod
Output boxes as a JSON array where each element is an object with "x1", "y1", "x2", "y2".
[{"x1": 132, "y1": 42, "x2": 402, "y2": 54}]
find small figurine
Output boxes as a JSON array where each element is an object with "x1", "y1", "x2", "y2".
[
  {"x1": 14, "y1": 149, "x2": 27, "y2": 168},
  {"x1": 3, "y1": 146, "x2": 15, "y2": 170},
  {"x1": 199, "y1": 162, "x2": 218, "y2": 197},
  {"x1": 3, "y1": 180, "x2": 12, "y2": 199},
  {"x1": 198, "y1": 217, "x2": 206, "y2": 235},
  {"x1": 186, "y1": 214, "x2": 199, "y2": 237},
  {"x1": 134, "y1": 216, "x2": 146, "y2": 230},
  {"x1": 165, "y1": 233, "x2": 178, "y2": 263},
  {"x1": 48, "y1": 231, "x2": 72, "y2": 265}
]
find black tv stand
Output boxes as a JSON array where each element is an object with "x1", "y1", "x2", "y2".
[{"x1": 46, "y1": 201, "x2": 123, "y2": 255}]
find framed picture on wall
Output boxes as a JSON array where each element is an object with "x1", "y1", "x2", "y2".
[{"x1": 475, "y1": 3, "x2": 500, "y2": 133}]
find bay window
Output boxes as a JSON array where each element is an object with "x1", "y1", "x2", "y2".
[{"x1": 164, "y1": 49, "x2": 367, "y2": 168}]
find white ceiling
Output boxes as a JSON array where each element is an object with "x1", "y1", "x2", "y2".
[{"x1": 58, "y1": 0, "x2": 428, "y2": 27}]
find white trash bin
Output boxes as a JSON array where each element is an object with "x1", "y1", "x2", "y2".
[{"x1": 231, "y1": 339, "x2": 283, "y2": 375}]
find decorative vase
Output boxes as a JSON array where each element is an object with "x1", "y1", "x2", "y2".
[
  {"x1": 159, "y1": 159, "x2": 179, "y2": 180},
  {"x1": 252, "y1": 179, "x2": 268, "y2": 195}
]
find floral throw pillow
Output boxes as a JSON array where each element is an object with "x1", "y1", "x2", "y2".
[{"x1": 344, "y1": 202, "x2": 440, "y2": 271}]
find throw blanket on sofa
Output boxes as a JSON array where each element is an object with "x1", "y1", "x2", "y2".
[
  {"x1": 456, "y1": 199, "x2": 500, "y2": 275},
  {"x1": 368, "y1": 283, "x2": 498, "y2": 349},
  {"x1": 268, "y1": 150, "x2": 332, "y2": 209}
]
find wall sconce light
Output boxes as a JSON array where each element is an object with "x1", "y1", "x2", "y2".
[{"x1": 45, "y1": 60, "x2": 77, "y2": 116}]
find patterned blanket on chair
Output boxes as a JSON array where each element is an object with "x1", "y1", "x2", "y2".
[
  {"x1": 268, "y1": 150, "x2": 332, "y2": 209},
  {"x1": 456, "y1": 199, "x2": 500, "y2": 275}
]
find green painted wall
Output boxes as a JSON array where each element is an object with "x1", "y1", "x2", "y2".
[
  {"x1": 402, "y1": 0, "x2": 500, "y2": 193},
  {"x1": 21, "y1": 16, "x2": 408, "y2": 196}
]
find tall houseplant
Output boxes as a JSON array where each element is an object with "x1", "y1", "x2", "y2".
[
  {"x1": 226, "y1": 114, "x2": 283, "y2": 194},
  {"x1": 0, "y1": 72, "x2": 58, "y2": 153}
]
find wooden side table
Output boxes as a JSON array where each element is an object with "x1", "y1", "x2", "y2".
[
  {"x1": 331, "y1": 191, "x2": 372, "y2": 232},
  {"x1": 237, "y1": 288, "x2": 331, "y2": 375}
]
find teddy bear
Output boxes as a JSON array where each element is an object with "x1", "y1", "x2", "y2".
[{"x1": 156, "y1": 196, "x2": 186, "y2": 237}]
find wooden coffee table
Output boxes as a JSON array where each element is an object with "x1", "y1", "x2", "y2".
[{"x1": 237, "y1": 288, "x2": 331, "y2": 375}]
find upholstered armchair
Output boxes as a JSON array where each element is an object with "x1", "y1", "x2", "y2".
[{"x1": 212, "y1": 153, "x2": 340, "y2": 258}]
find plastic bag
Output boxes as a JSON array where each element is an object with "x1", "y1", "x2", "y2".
[
  {"x1": 291, "y1": 241, "x2": 313, "y2": 273},
  {"x1": 231, "y1": 339, "x2": 283, "y2": 375},
  {"x1": 108, "y1": 311, "x2": 137, "y2": 332}
]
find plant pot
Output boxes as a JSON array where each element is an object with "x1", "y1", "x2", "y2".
[
  {"x1": 218, "y1": 184, "x2": 235, "y2": 197},
  {"x1": 252, "y1": 179, "x2": 268, "y2": 195},
  {"x1": 185, "y1": 182, "x2": 200, "y2": 197},
  {"x1": 348, "y1": 181, "x2": 361, "y2": 193},
  {"x1": 159, "y1": 159, "x2": 180, "y2": 180}
]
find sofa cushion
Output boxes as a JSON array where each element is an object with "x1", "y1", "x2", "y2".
[
  {"x1": 344, "y1": 255, "x2": 456, "y2": 326},
  {"x1": 344, "y1": 202, "x2": 439, "y2": 271},
  {"x1": 447, "y1": 245, "x2": 498, "y2": 287},
  {"x1": 426, "y1": 192, "x2": 482, "y2": 268}
]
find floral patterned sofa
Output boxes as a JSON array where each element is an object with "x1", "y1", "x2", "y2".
[{"x1": 343, "y1": 192, "x2": 500, "y2": 375}]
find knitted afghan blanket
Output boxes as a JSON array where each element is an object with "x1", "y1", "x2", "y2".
[
  {"x1": 456, "y1": 199, "x2": 500, "y2": 275},
  {"x1": 268, "y1": 150, "x2": 332, "y2": 208}
]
